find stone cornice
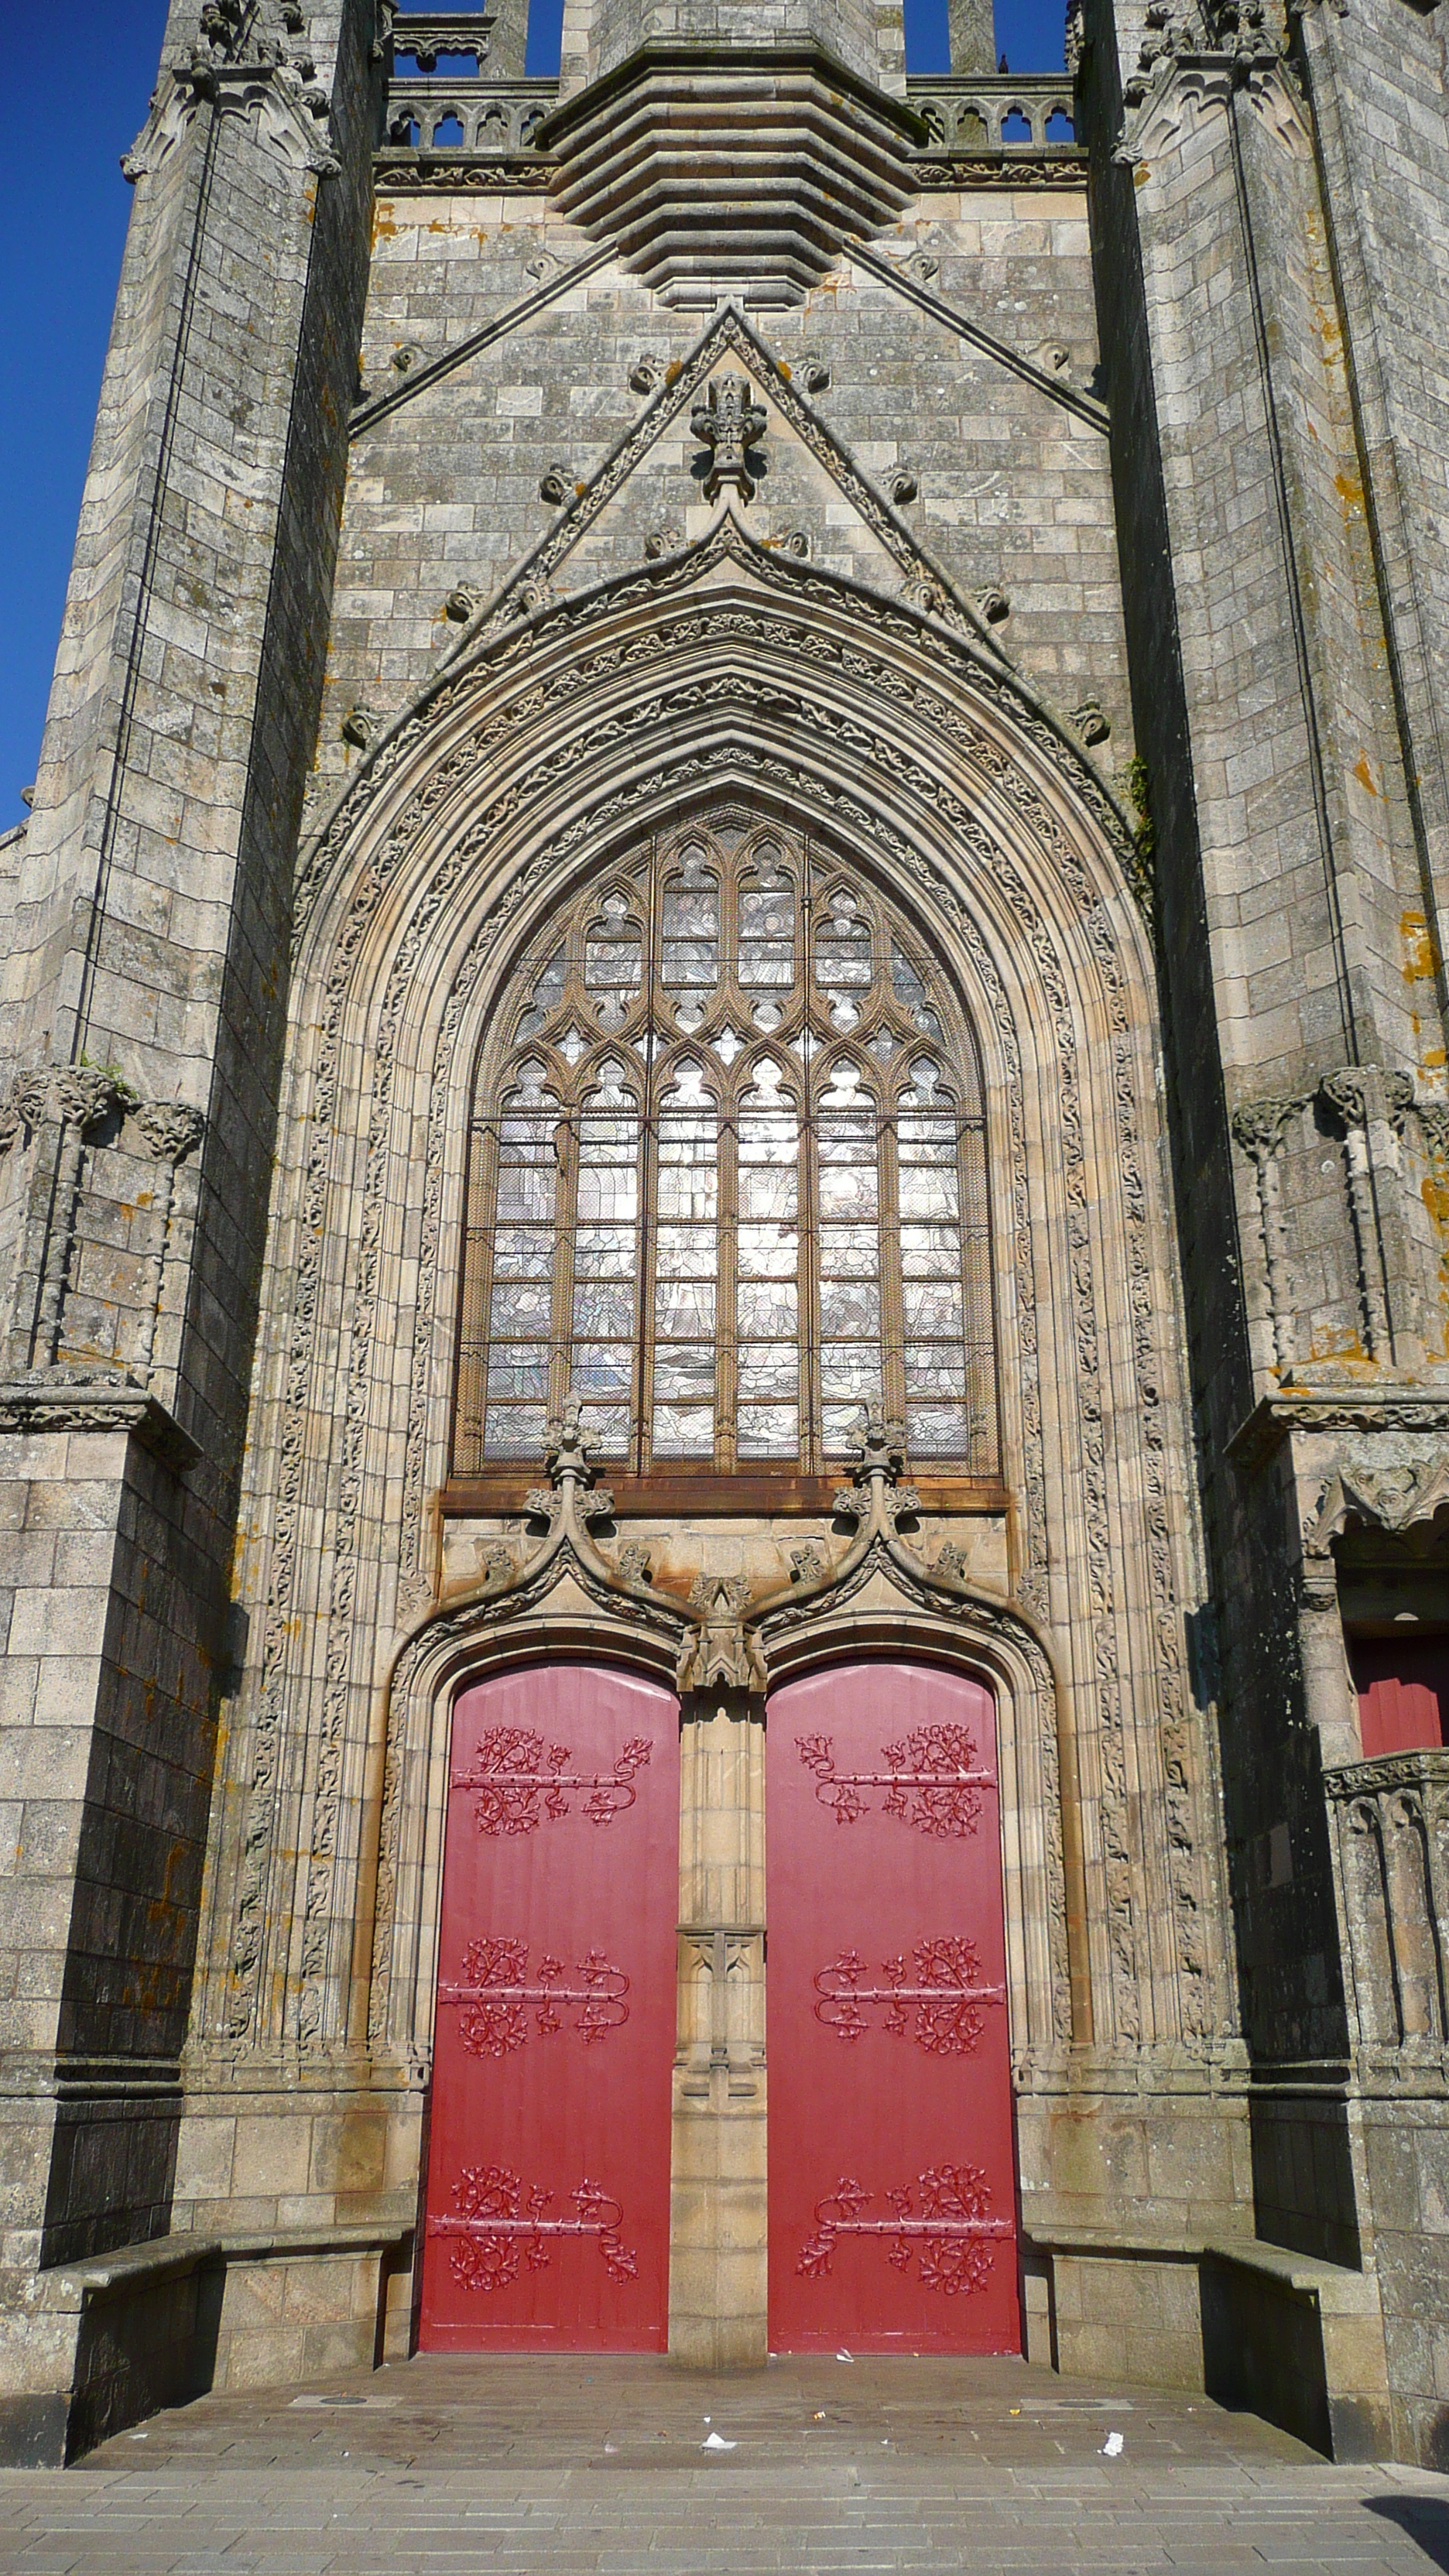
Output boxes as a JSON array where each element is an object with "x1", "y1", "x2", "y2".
[
  {"x1": 1229, "y1": 1372, "x2": 1449, "y2": 1472},
  {"x1": 1324, "y1": 1747, "x2": 1449, "y2": 1801},
  {"x1": 0, "y1": 1370, "x2": 200, "y2": 1473}
]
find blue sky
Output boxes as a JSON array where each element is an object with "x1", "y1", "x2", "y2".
[{"x1": 0, "y1": 0, "x2": 1067, "y2": 835}]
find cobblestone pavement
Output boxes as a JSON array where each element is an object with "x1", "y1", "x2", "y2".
[{"x1": 2, "y1": 2358, "x2": 1446, "y2": 2573}]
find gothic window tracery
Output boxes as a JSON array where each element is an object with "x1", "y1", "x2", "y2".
[{"x1": 455, "y1": 812, "x2": 997, "y2": 1481}]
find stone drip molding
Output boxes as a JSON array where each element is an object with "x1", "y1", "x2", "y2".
[
  {"x1": 431, "y1": 303, "x2": 1012, "y2": 672},
  {"x1": 296, "y1": 495, "x2": 1133, "y2": 939},
  {"x1": 124, "y1": 0, "x2": 339, "y2": 183},
  {"x1": 848, "y1": 244, "x2": 1108, "y2": 434},
  {"x1": 221, "y1": 533, "x2": 1211, "y2": 2061},
  {"x1": 350, "y1": 244, "x2": 615, "y2": 435}
]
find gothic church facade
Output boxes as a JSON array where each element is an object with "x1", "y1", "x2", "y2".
[{"x1": 0, "y1": 0, "x2": 1446, "y2": 2469}]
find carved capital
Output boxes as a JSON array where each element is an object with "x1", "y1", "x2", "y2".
[
  {"x1": 135, "y1": 1101, "x2": 205, "y2": 1163},
  {"x1": 1319, "y1": 1064, "x2": 1415, "y2": 1135},
  {"x1": 1231, "y1": 1094, "x2": 1301, "y2": 1162},
  {"x1": 1413, "y1": 1100, "x2": 1449, "y2": 1158}
]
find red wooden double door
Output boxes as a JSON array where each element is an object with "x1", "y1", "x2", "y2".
[{"x1": 419, "y1": 1661, "x2": 1019, "y2": 2355}]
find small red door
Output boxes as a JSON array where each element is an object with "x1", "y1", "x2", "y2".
[
  {"x1": 766, "y1": 1662, "x2": 1019, "y2": 2354},
  {"x1": 419, "y1": 1663, "x2": 679, "y2": 2351}
]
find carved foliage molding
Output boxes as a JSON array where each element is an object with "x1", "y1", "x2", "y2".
[{"x1": 224, "y1": 544, "x2": 1211, "y2": 2063}]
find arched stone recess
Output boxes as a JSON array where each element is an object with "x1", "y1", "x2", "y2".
[
  {"x1": 195, "y1": 521, "x2": 1232, "y2": 2084},
  {"x1": 363, "y1": 1523, "x2": 1076, "y2": 2097}
]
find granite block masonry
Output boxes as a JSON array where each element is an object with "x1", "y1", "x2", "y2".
[{"x1": 0, "y1": 0, "x2": 1444, "y2": 2472}]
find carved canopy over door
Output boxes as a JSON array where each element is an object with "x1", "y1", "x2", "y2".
[{"x1": 454, "y1": 807, "x2": 998, "y2": 1483}]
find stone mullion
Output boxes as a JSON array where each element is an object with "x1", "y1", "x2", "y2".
[
  {"x1": 552, "y1": 1101, "x2": 581, "y2": 1431},
  {"x1": 878, "y1": 1088, "x2": 907, "y2": 1437},
  {"x1": 717, "y1": 1101, "x2": 740, "y2": 1475},
  {"x1": 671, "y1": 1699, "x2": 767, "y2": 2369}
]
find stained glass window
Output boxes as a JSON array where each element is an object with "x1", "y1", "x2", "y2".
[{"x1": 455, "y1": 812, "x2": 997, "y2": 1478}]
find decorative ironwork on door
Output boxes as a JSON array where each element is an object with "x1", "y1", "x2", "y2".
[
  {"x1": 420, "y1": 1666, "x2": 678, "y2": 2352},
  {"x1": 767, "y1": 1663, "x2": 1019, "y2": 2354}
]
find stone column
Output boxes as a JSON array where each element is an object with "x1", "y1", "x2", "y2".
[{"x1": 670, "y1": 1586, "x2": 768, "y2": 2369}]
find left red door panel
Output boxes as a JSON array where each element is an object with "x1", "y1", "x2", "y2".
[{"x1": 419, "y1": 1663, "x2": 680, "y2": 2352}]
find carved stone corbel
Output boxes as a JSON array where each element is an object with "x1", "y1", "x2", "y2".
[{"x1": 679, "y1": 1572, "x2": 766, "y2": 1701}]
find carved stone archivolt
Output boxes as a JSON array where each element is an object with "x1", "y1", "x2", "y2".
[{"x1": 205, "y1": 520, "x2": 1224, "y2": 2076}]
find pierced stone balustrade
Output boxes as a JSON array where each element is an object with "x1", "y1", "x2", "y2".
[
  {"x1": 902, "y1": 76, "x2": 1080, "y2": 154},
  {"x1": 380, "y1": 77, "x2": 557, "y2": 161}
]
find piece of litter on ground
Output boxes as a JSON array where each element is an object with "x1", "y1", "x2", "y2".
[
  {"x1": 128, "y1": 2431, "x2": 148, "y2": 2441},
  {"x1": 1101, "y1": 2430, "x2": 1125, "y2": 2457},
  {"x1": 701, "y1": 2430, "x2": 737, "y2": 2450},
  {"x1": 289, "y1": 2395, "x2": 398, "y2": 2410},
  {"x1": 812, "y1": 2411, "x2": 826, "y2": 2421},
  {"x1": 836, "y1": 2349, "x2": 854, "y2": 2362}
]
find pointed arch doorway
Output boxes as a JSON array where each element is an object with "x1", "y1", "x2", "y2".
[
  {"x1": 418, "y1": 1663, "x2": 680, "y2": 2351},
  {"x1": 766, "y1": 1661, "x2": 1021, "y2": 2354}
]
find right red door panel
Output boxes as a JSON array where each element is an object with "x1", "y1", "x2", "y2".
[{"x1": 766, "y1": 1662, "x2": 1019, "y2": 2354}]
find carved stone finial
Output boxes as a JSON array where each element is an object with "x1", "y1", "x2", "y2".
[
  {"x1": 690, "y1": 375, "x2": 767, "y2": 504},
  {"x1": 539, "y1": 462, "x2": 577, "y2": 506},
  {"x1": 848, "y1": 1398, "x2": 907, "y2": 1484},
  {"x1": 888, "y1": 464, "x2": 920, "y2": 505},
  {"x1": 341, "y1": 704, "x2": 376, "y2": 748},
  {"x1": 544, "y1": 1392, "x2": 594, "y2": 1486}
]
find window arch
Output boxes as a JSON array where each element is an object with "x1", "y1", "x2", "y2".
[{"x1": 454, "y1": 810, "x2": 998, "y2": 1481}]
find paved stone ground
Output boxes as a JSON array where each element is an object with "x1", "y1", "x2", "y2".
[{"x1": 2, "y1": 2358, "x2": 1447, "y2": 2572}]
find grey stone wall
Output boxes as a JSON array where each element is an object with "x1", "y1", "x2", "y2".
[{"x1": 0, "y1": 0, "x2": 382, "y2": 2389}]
